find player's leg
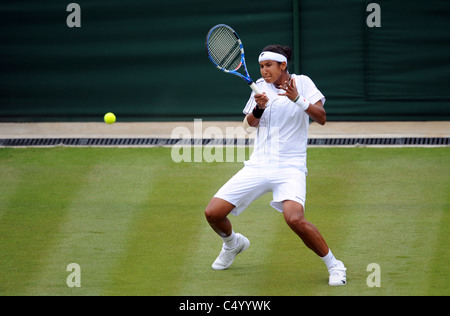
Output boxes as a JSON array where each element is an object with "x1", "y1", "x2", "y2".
[
  {"x1": 205, "y1": 167, "x2": 269, "y2": 270},
  {"x1": 204, "y1": 197, "x2": 234, "y2": 238},
  {"x1": 205, "y1": 197, "x2": 250, "y2": 270},
  {"x1": 282, "y1": 200, "x2": 329, "y2": 257},
  {"x1": 282, "y1": 200, "x2": 347, "y2": 286}
]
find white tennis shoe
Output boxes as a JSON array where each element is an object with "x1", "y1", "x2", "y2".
[
  {"x1": 328, "y1": 260, "x2": 347, "y2": 286},
  {"x1": 212, "y1": 233, "x2": 250, "y2": 270}
]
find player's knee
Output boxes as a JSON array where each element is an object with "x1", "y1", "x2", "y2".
[
  {"x1": 204, "y1": 205, "x2": 222, "y2": 223},
  {"x1": 286, "y1": 216, "x2": 308, "y2": 234},
  {"x1": 205, "y1": 198, "x2": 233, "y2": 223}
]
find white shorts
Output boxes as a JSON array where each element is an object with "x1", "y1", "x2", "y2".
[{"x1": 214, "y1": 165, "x2": 306, "y2": 216}]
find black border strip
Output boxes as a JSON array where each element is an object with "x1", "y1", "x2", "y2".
[{"x1": 0, "y1": 137, "x2": 448, "y2": 147}]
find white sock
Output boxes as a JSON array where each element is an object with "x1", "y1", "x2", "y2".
[
  {"x1": 321, "y1": 249, "x2": 339, "y2": 270},
  {"x1": 222, "y1": 231, "x2": 238, "y2": 249}
]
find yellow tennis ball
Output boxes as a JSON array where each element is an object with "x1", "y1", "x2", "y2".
[{"x1": 104, "y1": 112, "x2": 116, "y2": 124}]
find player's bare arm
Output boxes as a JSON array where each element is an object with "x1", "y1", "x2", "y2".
[{"x1": 306, "y1": 100, "x2": 326, "y2": 125}]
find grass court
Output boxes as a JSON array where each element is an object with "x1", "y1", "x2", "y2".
[{"x1": 0, "y1": 147, "x2": 448, "y2": 296}]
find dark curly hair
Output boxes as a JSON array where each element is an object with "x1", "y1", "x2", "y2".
[{"x1": 261, "y1": 45, "x2": 293, "y2": 63}]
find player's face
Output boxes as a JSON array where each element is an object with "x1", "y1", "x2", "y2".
[{"x1": 260, "y1": 60, "x2": 287, "y2": 85}]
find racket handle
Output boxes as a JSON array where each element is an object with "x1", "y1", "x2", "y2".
[{"x1": 248, "y1": 82, "x2": 262, "y2": 95}]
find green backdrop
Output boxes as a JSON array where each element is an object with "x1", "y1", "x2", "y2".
[{"x1": 1, "y1": 0, "x2": 449, "y2": 122}]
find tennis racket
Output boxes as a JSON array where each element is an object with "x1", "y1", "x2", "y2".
[{"x1": 206, "y1": 24, "x2": 261, "y2": 95}]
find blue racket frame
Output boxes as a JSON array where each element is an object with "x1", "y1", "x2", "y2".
[{"x1": 206, "y1": 24, "x2": 261, "y2": 94}]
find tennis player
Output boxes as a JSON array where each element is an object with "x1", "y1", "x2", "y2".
[{"x1": 204, "y1": 45, "x2": 346, "y2": 286}]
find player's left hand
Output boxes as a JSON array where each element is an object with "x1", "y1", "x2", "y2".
[{"x1": 278, "y1": 78, "x2": 298, "y2": 102}]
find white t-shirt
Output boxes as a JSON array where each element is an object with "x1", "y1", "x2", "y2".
[{"x1": 242, "y1": 74, "x2": 325, "y2": 172}]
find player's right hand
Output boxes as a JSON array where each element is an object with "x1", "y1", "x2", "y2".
[{"x1": 254, "y1": 92, "x2": 269, "y2": 109}]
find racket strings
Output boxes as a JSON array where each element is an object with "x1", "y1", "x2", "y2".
[{"x1": 208, "y1": 27, "x2": 242, "y2": 71}]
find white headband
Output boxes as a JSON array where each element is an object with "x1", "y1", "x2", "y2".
[{"x1": 258, "y1": 51, "x2": 288, "y2": 65}]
